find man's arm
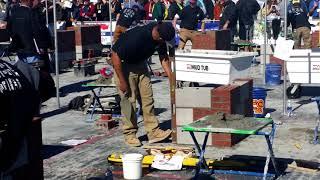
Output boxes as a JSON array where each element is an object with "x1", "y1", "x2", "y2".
[
  {"x1": 158, "y1": 43, "x2": 172, "y2": 85},
  {"x1": 111, "y1": 51, "x2": 128, "y2": 93},
  {"x1": 309, "y1": 1, "x2": 318, "y2": 16}
]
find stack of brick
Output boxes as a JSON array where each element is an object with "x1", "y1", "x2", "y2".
[
  {"x1": 57, "y1": 30, "x2": 76, "y2": 69},
  {"x1": 192, "y1": 30, "x2": 231, "y2": 50},
  {"x1": 174, "y1": 79, "x2": 253, "y2": 147},
  {"x1": 67, "y1": 25, "x2": 102, "y2": 60}
]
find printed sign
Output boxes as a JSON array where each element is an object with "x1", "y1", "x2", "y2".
[
  {"x1": 186, "y1": 64, "x2": 209, "y2": 71},
  {"x1": 253, "y1": 99, "x2": 264, "y2": 115}
]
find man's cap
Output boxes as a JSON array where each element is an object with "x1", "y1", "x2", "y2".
[
  {"x1": 292, "y1": 0, "x2": 300, "y2": 4},
  {"x1": 189, "y1": 0, "x2": 197, "y2": 3},
  {"x1": 158, "y1": 22, "x2": 175, "y2": 41}
]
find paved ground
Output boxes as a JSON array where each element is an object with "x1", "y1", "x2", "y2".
[{"x1": 39, "y1": 56, "x2": 320, "y2": 179}]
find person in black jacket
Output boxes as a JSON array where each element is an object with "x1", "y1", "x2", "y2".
[
  {"x1": 0, "y1": 59, "x2": 40, "y2": 180},
  {"x1": 7, "y1": 0, "x2": 51, "y2": 64},
  {"x1": 203, "y1": 0, "x2": 214, "y2": 19},
  {"x1": 236, "y1": 0, "x2": 260, "y2": 41},
  {"x1": 288, "y1": 0, "x2": 311, "y2": 49},
  {"x1": 220, "y1": 0, "x2": 237, "y2": 41},
  {"x1": 95, "y1": 0, "x2": 110, "y2": 21},
  {"x1": 167, "y1": 0, "x2": 183, "y2": 20}
]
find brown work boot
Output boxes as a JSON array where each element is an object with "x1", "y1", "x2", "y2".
[
  {"x1": 148, "y1": 129, "x2": 172, "y2": 144},
  {"x1": 124, "y1": 134, "x2": 142, "y2": 147}
]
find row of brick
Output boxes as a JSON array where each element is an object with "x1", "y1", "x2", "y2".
[{"x1": 175, "y1": 79, "x2": 253, "y2": 147}]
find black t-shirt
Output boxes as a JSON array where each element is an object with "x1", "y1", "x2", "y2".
[
  {"x1": 112, "y1": 23, "x2": 167, "y2": 64},
  {"x1": 180, "y1": 5, "x2": 205, "y2": 30},
  {"x1": 167, "y1": 2, "x2": 183, "y2": 20},
  {"x1": 7, "y1": 5, "x2": 49, "y2": 54},
  {"x1": 288, "y1": 4, "x2": 310, "y2": 29},
  {"x1": 96, "y1": 2, "x2": 110, "y2": 21},
  {"x1": 117, "y1": 8, "x2": 138, "y2": 28},
  {"x1": 0, "y1": 60, "x2": 39, "y2": 171}
]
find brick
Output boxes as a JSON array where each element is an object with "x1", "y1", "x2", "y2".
[
  {"x1": 176, "y1": 87, "x2": 213, "y2": 108},
  {"x1": 176, "y1": 108, "x2": 194, "y2": 126},
  {"x1": 176, "y1": 126, "x2": 212, "y2": 145},
  {"x1": 192, "y1": 30, "x2": 231, "y2": 50},
  {"x1": 193, "y1": 108, "x2": 217, "y2": 121}
]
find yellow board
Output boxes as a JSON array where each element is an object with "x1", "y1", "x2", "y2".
[{"x1": 107, "y1": 154, "x2": 246, "y2": 168}]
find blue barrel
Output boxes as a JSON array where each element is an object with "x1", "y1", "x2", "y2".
[
  {"x1": 252, "y1": 87, "x2": 267, "y2": 118},
  {"x1": 265, "y1": 64, "x2": 282, "y2": 85}
]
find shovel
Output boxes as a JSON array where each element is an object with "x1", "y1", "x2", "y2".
[{"x1": 120, "y1": 92, "x2": 134, "y2": 123}]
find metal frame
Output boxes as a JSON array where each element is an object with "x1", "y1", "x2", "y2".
[{"x1": 187, "y1": 123, "x2": 279, "y2": 179}]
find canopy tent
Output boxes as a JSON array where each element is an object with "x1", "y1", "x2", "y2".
[{"x1": 48, "y1": 0, "x2": 288, "y2": 115}]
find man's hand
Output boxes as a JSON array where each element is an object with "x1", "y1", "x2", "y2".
[{"x1": 119, "y1": 80, "x2": 129, "y2": 94}]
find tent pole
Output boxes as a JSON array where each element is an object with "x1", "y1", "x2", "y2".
[
  {"x1": 283, "y1": 0, "x2": 288, "y2": 115},
  {"x1": 263, "y1": 0, "x2": 268, "y2": 85},
  {"x1": 109, "y1": 0, "x2": 113, "y2": 47},
  {"x1": 53, "y1": 0, "x2": 60, "y2": 108},
  {"x1": 45, "y1": 0, "x2": 49, "y2": 27}
]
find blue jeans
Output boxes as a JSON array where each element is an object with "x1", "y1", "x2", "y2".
[{"x1": 17, "y1": 53, "x2": 40, "y2": 64}]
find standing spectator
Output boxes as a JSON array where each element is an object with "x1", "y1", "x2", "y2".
[
  {"x1": 220, "y1": 0, "x2": 237, "y2": 41},
  {"x1": 214, "y1": 0, "x2": 223, "y2": 20},
  {"x1": 203, "y1": 0, "x2": 214, "y2": 19},
  {"x1": 167, "y1": 0, "x2": 183, "y2": 20},
  {"x1": 144, "y1": 0, "x2": 154, "y2": 20},
  {"x1": 152, "y1": 0, "x2": 165, "y2": 21},
  {"x1": 113, "y1": 5, "x2": 141, "y2": 42},
  {"x1": 309, "y1": 0, "x2": 319, "y2": 18},
  {"x1": 0, "y1": 0, "x2": 6, "y2": 21},
  {"x1": 174, "y1": 0, "x2": 205, "y2": 49},
  {"x1": 95, "y1": 0, "x2": 110, "y2": 21},
  {"x1": 7, "y1": 0, "x2": 51, "y2": 64},
  {"x1": 71, "y1": 0, "x2": 82, "y2": 22},
  {"x1": 265, "y1": 0, "x2": 281, "y2": 42},
  {"x1": 236, "y1": 0, "x2": 260, "y2": 41},
  {"x1": 288, "y1": 0, "x2": 311, "y2": 49},
  {"x1": 111, "y1": 0, "x2": 122, "y2": 20},
  {"x1": 80, "y1": 0, "x2": 95, "y2": 21},
  {"x1": 0, "y1": 59, "x2": 41, "y2": 180}
]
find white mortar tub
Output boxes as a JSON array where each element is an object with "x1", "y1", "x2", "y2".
[
  {"x1": 287, "y1": 49, "x2": 320, "y2": 84},
  {"x1": 175, "y1": 50, "x2": 258, "y2": 85},
  {"x1": 122, "y1": 153, "x2": 143, "y2": 179}
]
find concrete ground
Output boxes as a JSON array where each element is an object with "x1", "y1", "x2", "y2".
[{"x1": 39, "y1": 56, "x2": 320, "y2": 179}]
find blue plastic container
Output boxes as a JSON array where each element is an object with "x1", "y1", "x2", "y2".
[
  {"x1": 252, "y1": 87, "x2": 267, "y2": 118},
  {"x1": 265, "y1": 64, "x2": 282, "y2": 85}
]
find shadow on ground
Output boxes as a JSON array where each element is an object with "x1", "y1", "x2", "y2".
[
  {"x1": 42, "y1": 145, "x2": 72, "y2": 159},
  {"x1": 41, "y1": 106, "x2": 69, "y2": 119},
  {"x1": 60, "y1": 79, "x2": 95, "y2": 96}
]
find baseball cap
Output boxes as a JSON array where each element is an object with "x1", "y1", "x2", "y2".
[{"x1": 158, "y1": 22, "x2": 175, "y2": 41}]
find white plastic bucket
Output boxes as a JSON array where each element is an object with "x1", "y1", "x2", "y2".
[{"x1": 122, "y1": 153, "x2": 143, "y2": 179}]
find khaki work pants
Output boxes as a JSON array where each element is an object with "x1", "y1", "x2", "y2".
[
  {"x1": 113, "y1": 25, "x2": 127, "y2": 44},
  {"x1": 293, "y1": 27, "x2": 311, "y2": 49},
  {"x1": 178, "y1": 28, "x2": 198, "y2": 49},
  {"x1": 114, "y1": 62, "x2": 159, "y2": 136}
]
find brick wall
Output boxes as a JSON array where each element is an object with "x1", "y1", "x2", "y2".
[
  {"x1": 192, "y1": 30, "x2": 231, "y2": 50},
  {"x1": 175, "y1": 79, "x2": 253, "y2": 147}
]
